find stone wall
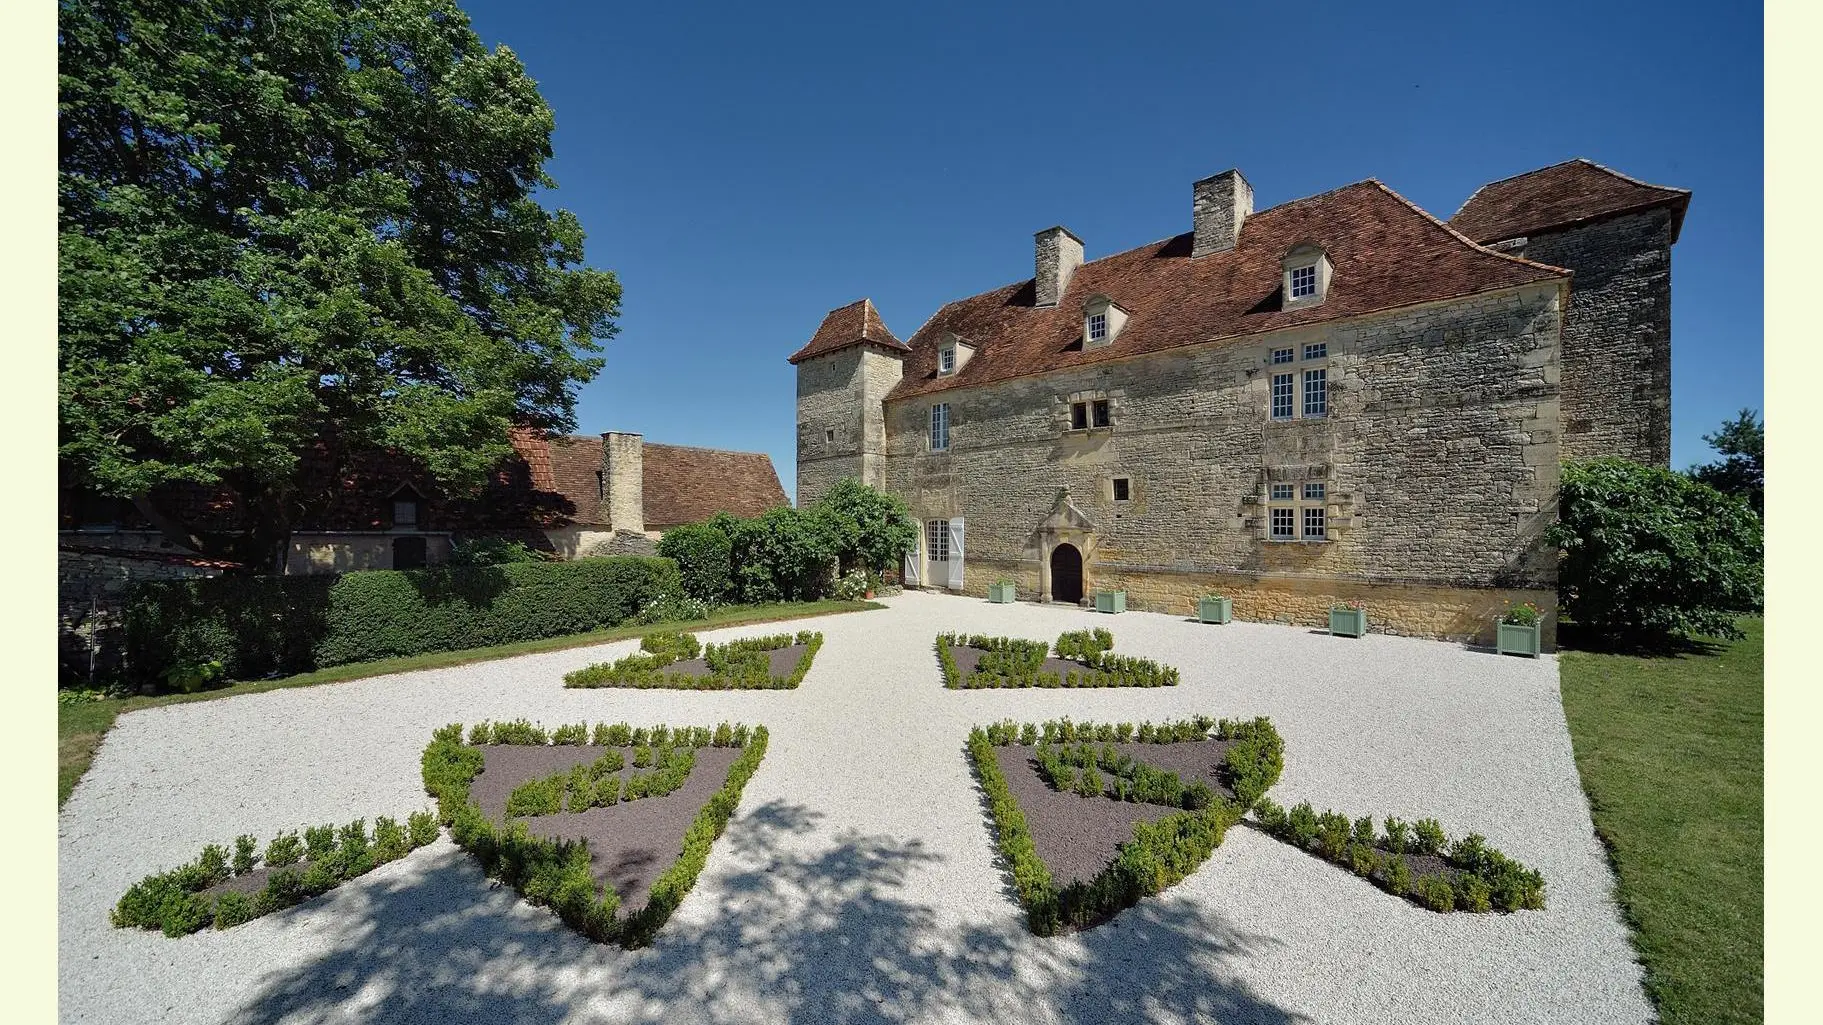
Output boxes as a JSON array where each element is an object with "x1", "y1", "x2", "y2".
[
  {"x1": 58, "y1": 546, "x2": 225, "y2": 685},
  {"x1": 795, "y1": 346, "x2": 902, "y2": 506},
  {"x1": 881, "y1": 280, "x2": 1566, "y2": 643},
  {"x1": 1503, "y1": 209, "x2": 1674, "y2": 466}
]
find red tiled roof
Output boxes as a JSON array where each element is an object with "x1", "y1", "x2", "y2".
[
  {"x1": 642, "y1": 443, "x2": 788, "y2": 527},
  {"x1": 787, "y1": 298, "x2": 910, "y2": 365},
  {"x1": 887, "y1": 180, "x2": 1567, "y2": 402},
  {"x1": 547, "y1": 435, "x2": 605, "y2": 525},
  {"x1": 508, "y1": 426, "x2": 557, "y2": 492},
  {"x1": 1449, "y1": 158, "x2": 1690, "y2": 245}
]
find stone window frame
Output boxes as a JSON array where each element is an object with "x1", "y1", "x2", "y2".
[
  {"x1": 1266, "y1": 341, "x2": 1333, "y2": 423},
  {"x1": 1264, "y1": 472, "x2": 1332, "y2": 543},
  {"x1": 1302, "y1": 367, "x2": 1328, "y2": 417},
  {"x1": 1270, "y1": 372, "x2": 1295, "y2": 420},
  {"x1": 1063, "y1": 389, "x2": 1116, "y2": 435},
  {"x1": 1113, "y1": 477, "x2": 1131, "y2": 502},
  {"x1": 823, "y1": 427, "x2": 837, "y2": 450},
  {"x1": 1281, "y1": 243, "x2": 1333, "y2": 310},
  {"x1": 929, "y1": 403, "x2": 951, "y2": 452}
]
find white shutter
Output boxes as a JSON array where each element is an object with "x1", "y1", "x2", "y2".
[
  {"x1": 903, "y1": 542, "x2": 920, "y2": 587},
  {"x1": 947, "y1": 518, "x2": 965, "y2": 590}
]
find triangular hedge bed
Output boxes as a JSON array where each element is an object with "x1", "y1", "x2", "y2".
[
  {"x1": 970, "y1": 716, "x2": 1545, "y2": 935},
  {"x1": 422, "y1": 718, "x2": 769, "y2": 946}
]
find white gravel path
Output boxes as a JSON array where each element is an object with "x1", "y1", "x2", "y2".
[{"x1": 59, "y1": 591, "x2": 1650, "y2": 1025}]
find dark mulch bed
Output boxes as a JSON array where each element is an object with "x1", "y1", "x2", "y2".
[
  {"x1": 664, "y1": 644, "x2": 807, "y2": 679},
  {"x1": 948, "y1": 645, "x2": 1090, "y2": 681},
  {"x1": 201, "y1": 861, "x2": 313, "y2": 899},
  {"x1": 470, "y1": 744, "x2": 743, "y2": 907},
  {"x1": 990, "y1": 738, "x2": 1236, "y2": 888}
]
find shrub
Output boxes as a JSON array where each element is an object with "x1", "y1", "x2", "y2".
[
  {"x1": 232, "y1": 834, "x2": 257, "y2": 875},
  {"x1": 1546, "y1": 457, "x2": 1762, "y2": 644},
  {"x1": 728, "y1": 507, "x2": 839, "y2": 603},
  {"x1": 1054, "y1": 628, "x2": 1114, "y2": 664},
  {"x1": 1412, "y1": 818, "x2": 1446, "y2": 857},
  {"x1": 656, "y1": 518, "x2": 736, "y2": 603},
  {"x1": 1382, "y1": 817, "x2": 1409, "y2": 855},
  {"x1": 1455, "y1": 874, "x2": 1493, "y2": 913},
  {"x1": 1287, "y1": 802, "x2": 1319, "y2": 848},
  {"x1": 551, "y1": 723, "x2": 589, "y2": 746},
  {"x1": 1217, "y1": 717, "x2": 1284, "y2": 807},
  {"x1": 447, "y1": 537, "x2": 549, "y2": 566},
  {"x1": 125, "y1": 556, "x2": 681, "y2": 683},
  {"x1": 407, "y1": 811, "x2": 440, "y2": 848},
  {"x1": 491, "y1": 719, "x2": 549, "y2": 745},
  {"x1": 1386, "y1": 855, "x2": 1413, "y2": 895},
  {"x1": 1348, "y1": 842, "x2": 1379, "y2": 877},
  {"x1": 373, "y1": 816, "x2": 409, "y2": 862},
  {"x1": 640, "y1": 631, "x2": 702, "y2": 662},
  {"x1": 264, "y1": 831, "x2": 303, "y2": 868},
  {"x1": 830, "y1": 567, "x2": 872, "y2": 601},
  {"x1": 565, "y1": 632, "x2": 821, "y2": 689},
  {"x1": 630, "y1": 592, "x2": 712, "y2": 625},
  {"x1": 213, "y1": 890, "x2": 258, "y2": 929},
  {"x1": 1414, "y1": 875, "x2": 1456, "y2": 912},
  {"x1": 809, "y1": 478, "x2": 919, "y2": 577}
]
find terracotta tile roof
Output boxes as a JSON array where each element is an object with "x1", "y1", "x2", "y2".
[
  {"x1": 1449, "y1": 158, "x2": 1690, "y2": 245},
  {"x1": 787, "y1": 298, "x2": 911, "y2": 364},
  {"x1": 507, "y1": 426, "x2": 557, "y2": 491},
  {"x1": 546, "y1": 435, "x2": 606, "y2": 525},
  {"x1": 641, "y1": 443, "x2": 788, "y2": 528},
  {"x1": 887, "y1": 180, "x2": 1567, "y2": 402}
]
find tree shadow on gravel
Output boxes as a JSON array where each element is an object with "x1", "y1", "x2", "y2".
[
  {"x1": 629, "y1": 799, "x2": 1309, "y2": 1025},
  {"x1": 223, "y1": 803, "x2": 1306, "y2": 1025}
]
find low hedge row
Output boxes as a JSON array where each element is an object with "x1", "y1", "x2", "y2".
[
  {"x1": 970, "y1": 723, "x2": 1245, "y2": 935},
  {"x1": 935, "y1": 631, "x2": 1180, "y2": 689},
  {"x1": 563, "y1": 631, "x2": 823, "y2": 689},
  {"x1": 1035, "y1": 741, "x2": 1218, "y2": 809},
  {"x1": 503, "y1": 744, "x2": 696, "y2": 817},
  {"x1": 1251, "y1": 797, "x2": 1546, "y2": 913},
  {"x1": 113, "y1": 811, "x2": 439, "y2": 937},
  {"x1": 125, "y1": 556, "x2": 680, "y2": 685},
  {"x1": 463, "y1": 719, "x2": 753, "y2": 748},
  {"x1": 421, "y1": 719, "x2": 768, "y2": 947},
  {"x1": 985, "y1": 715, "x2": 1285, "y2": 809}
]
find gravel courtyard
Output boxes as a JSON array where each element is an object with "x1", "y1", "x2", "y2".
[{"x1": 58, "y1": 591, "x2": 1650, "y2": 1025}]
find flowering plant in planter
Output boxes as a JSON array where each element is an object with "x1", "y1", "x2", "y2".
[
  {"x1": 1500, "y1": 601, "x2": 1540, "y2": 626},
  {"x1": 1330, "y1": 600, "x2": 1364, "y2": 613}
]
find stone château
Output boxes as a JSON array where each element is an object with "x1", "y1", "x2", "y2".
[{"x1": 790, "y1": 159, "x2": 1688, "y2": 646}]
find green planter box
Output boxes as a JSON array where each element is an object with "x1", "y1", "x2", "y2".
[
  {"x1": 988, "y1": 582, "x2": 1017, "y2": 604},
  {"x1": 1328, "y1": 607, "x2": 1367, "y2": 638},
  {"x1": 1094, "y1": 590, "x2": 1126, "y2": 614},
  {"x1": 1496, "y1": 620, "x2": 1542, "y2": 657},
  {"x1": 1198, "y1": 596, "x2": 1232, "y2": 624}
]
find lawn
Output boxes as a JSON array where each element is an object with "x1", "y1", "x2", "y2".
[
  {"x1": 1559, "y1": 618, "x2": 1762, "y2": 1025},
  {"x1": 58, "y1": 598, "x2": 881, "y2": 809}
]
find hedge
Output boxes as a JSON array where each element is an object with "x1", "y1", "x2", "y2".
[
  {"x1": 113, "y1": 811, "x2": 440, "y2": 937},
  {"x1": 970, "y1": 715, "x2": 1277, "y2": 934},
  {"x1": 125, "y1": 556, "x2": 680, "y2": 684},
  {"x1": 563, "y1": 631, "x2": 823, "y2": 690},
  {"x1": 935, "y1": 631, "x2": 1180, "y2": 689},
  {"x1": 421, "y1": 718, "x2": 768, "y2": 947}
]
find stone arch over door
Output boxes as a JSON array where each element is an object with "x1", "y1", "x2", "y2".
[{"x1": 1032, "y1": 489, "x2": 1098, "y2": 603}]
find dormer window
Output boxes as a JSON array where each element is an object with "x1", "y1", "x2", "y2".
[
  {"x1": 390, "y1": 487, "x2": 423, "y2": 529},
  {"x1": 1282, "y1": 244, "x2": 1332, "y2": 308},
  {"x1": 937, "y1": 333, "x2": 974, "y2": 376},
  {"x1": 1081, "y1": 294, "x2": 1128, "y2": 350}
]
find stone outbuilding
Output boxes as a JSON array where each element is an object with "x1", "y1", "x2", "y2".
[{"x1": 791, "y1": 159, "x2": 1688, "y2": 647}]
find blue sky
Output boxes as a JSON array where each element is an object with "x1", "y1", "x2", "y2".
[{"x1": 457, "y1": 0, "x2": 1763, "y2": 502}]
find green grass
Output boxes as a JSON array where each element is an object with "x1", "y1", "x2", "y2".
[
  {"x1": 1559, "y1": 617, "x2": 1762, "y2": 1025},
  {"x1": 57, "y1": 598, "x2": 882, "y2": 809}
]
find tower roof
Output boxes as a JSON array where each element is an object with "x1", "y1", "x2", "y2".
[
  {"x1": 787, "y1": 298, "x2": 909, "y2": 364},
  {"x1": 1450, "y1": 158, "x2": 1690, "y2": 245}
]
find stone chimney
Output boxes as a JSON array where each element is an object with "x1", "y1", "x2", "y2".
[
  {"x1": 602, "y1": 432, "x2": 644, "y2": 534},
  {"x1": 1192, "y1": 169, "x2": 1252, "y2": 257},
  {"x1": 1034, "y1": 226, "x2": 1084, "y2": 307}
]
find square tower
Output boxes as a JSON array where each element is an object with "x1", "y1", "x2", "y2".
[{"x1": 788, "y1": 299, "x2": 907, "y2": 506}]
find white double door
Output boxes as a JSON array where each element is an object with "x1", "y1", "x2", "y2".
[{"x1": 904, "y1": 517, "x2": 964, "y2": 591}]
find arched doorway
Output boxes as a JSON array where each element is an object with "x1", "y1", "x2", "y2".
[{"x1": 1049, "y1": 543, "x2": 1084, "y2": 604}]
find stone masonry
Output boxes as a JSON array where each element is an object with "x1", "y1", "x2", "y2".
[
  {"x1": 1497, "y1": 209, "x2": 1675, "y2": 466},
  {"x1": 796, "y1": 345, "x2": 903, "y2": 506}
]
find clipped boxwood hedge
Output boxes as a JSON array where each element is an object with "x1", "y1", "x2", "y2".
[
  {"x1": 970, "y1": 715, "x2": 1277, "y2": 934},
  {"x1": 421, "y1": 718, "x2": 768, "y2": 947},
  {"x1": 564, "y1": 631, "x2": 823, "y2": 690},
  {"x1": 126, "y1": 556, "x2": 680, "y2": 683},
  {"x1": 935, "y1": 631, "x2": 1180, "y2": 689}
]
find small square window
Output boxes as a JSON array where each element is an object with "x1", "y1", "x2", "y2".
[
  {"x1": 393, "y1": 499, "x2": 419, "y2": 527},
  {"x1": 1303, "y1": 482, "x2": 1325, "y2": 501},
  {"x1": 1271, "y1": 373, "x2": 1295, "y2": 420},
  {"x1": 1303, "y1": 343, "x2": 1327, "y2": 360},
  {"x1": 1092, "y1": 399, "x2": 1111, "y2": 428},
  {"x1": 1290, "y1": 264, "x2": 1317, "y2": 299},
  {"x1": 939, "y1": 346, "x2": 956, "y2": 374},
  {"x1": 1271, "y1": 347, "x2": 1294, "y2": 364},
  {"x1": 1303, "y1": 368, "x2": 1327, "y2": 417},
  {"x1": 1270, "y1": 507, "x2": 1296, "y2": 539},
  {"x1": 1071, "y1": 402, "x2": 1088, "y2": 430},
  {"x1": 1088, "y1": 312, "x2": 1108, "y2": 342},
  {"x1": 1303, "y1": 506, "x2": 1326, "y2": 539},
  {"x1": 1113, "y1": 477, "x2": 1130, "y2": 502},
  {"x1": 1270, "y1": 483, "x2": 1295, "y2": 501}
]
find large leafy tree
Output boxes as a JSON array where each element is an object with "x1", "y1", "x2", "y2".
[
  {"x1": 1687, "y1": 408, "x2": 1763, "y2": 515},
  {"x1": 1547, "y1": 458, "x2": 1762, "y2": 646},
  {"x1": 58, "y1": 0, "x2": 621, "y2": 570}
]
